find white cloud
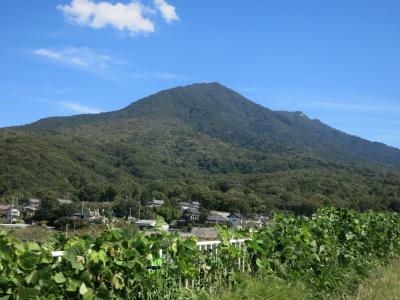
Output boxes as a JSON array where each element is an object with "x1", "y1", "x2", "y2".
[
  {"x1": 58, "y1": 101, "x2": 101, "y2": 114},
  {"x1": 58, "y1": 0, "x2": 179, "y2": 35},
  {"x1": 33, "y1": 49, "x2": 62, "y2": 60},
  {"x1": 33, "y1": 47, "x2": 119, "y2": 70},
  {"x1": 154, "y1": 0, "x2": 179, "y2": 23}
]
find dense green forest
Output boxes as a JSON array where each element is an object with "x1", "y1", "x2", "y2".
[{"x1": 1, "y1": 83, "x2": 400, "y2": 214}]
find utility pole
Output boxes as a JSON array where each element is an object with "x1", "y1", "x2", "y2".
[
  {"x1": 10, "y1": 197, "x2": 14, "y2": 223},
  {"x1": 125, "y1": 194, "x2": 128, "y2": 219}
]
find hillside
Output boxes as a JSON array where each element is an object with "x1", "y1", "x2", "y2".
[{"x1": 1, "y1": 83, "x2": 400, "y2": 214}]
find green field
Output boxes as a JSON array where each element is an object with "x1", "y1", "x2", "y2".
[{"x1": 1, "y1": 207, "x2": 400, "y2": 299}]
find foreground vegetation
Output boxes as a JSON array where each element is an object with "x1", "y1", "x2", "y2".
[
  {"x1": 206, "y1": 275, "x2": 311, "y2": 300},
  {"x1": 346, "y1": 257, "x2": 400, "y2": 300},
  {"x1": 1, "y1": 207, "x2": 400, "y2": 299},
  {"x1": 205, "y1": 257, "x2": 400, "y2": 300}
]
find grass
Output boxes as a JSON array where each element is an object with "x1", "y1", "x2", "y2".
[
  {"x1": 2, "y1": 226, "x2": 53, "y2": 242},
  {"x1": 196, "y1": 258, "x2": 400, "y2": 300},
  {"x1": 197, "y1": 275, "x2": 312, "y2": 300},
  {"x1": 343, "y1": 257, "x2": 400, "y2": 300},
  {"x1": 0, "y1": 223, "x2": 137, "y2": 242}
]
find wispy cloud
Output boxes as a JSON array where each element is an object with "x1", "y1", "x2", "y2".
[
  {"x1": 154, "y1": 0, "x2": 179, "y2": 23},
  {"x1": 58, "y1": 101, "x2": 101, "y2": 114},
  {"x1": 58, "y1": 0, "x2": 179, "y2": 36},
  {"x1": 32, "y1": 47, "x2": 185, "y2": 82},
  {"x1": 33, "y1": 47, "x2": 121, "y2": 71},
  {"x1": 33, "y1": 48, "x2": 62, "y2": 60}
]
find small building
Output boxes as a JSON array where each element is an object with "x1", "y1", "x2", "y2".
[
  {"x1": 0, "y1": 205, "x2": 11, "y2": 217},
  {"x1": 183, "y1": 207, "x2": 201, "y2": 222},
  {"x1": 24, "y1": 199, "x2": 41, "y2": 215},
  {"x1": 28, "y1": 199, "x2": 41, "y2": 209},
  {"x1": 227, "y1": 213, "x2": 245, "y2": 229},
  {"x1": 147, "y1": 199, "x2": 165, "y2": 208},
  {"x1": 0, "y1": 205, "x2": 21, "y2": 223}
]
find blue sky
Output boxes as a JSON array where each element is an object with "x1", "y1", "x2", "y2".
[{"x1": 1, "y1": 0, "x2": 400, "y2": 148}]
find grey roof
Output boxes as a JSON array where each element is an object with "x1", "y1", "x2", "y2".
[
  {"x1": 207, "y1": 215, "x2": 229, "y2": 223},
  {"x1": 210, "y1": 211, "x2": 230, "y2": 218},
  {"x1": 184, "y1": 207, "x2": 200, "y2": 215}
]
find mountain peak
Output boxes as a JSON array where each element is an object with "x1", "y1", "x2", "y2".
[
  {"x1": 122, "y1": 81, "x2": 253, "y2": 115},
  {"x1": 152, "y1": 82, "x2": 237, "y2": 98},
  {"x1": 3, "y1": 82, "x2": 400, "y2": 211}
]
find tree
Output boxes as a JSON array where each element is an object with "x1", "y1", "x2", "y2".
[
  {"x1": 157, "y1": 201, "x2": 181, "y2": 223},
  {"x1": 100, "y1": 186, "x2": 117, "y2": 202},
  {"x1": 33, "y1": 195, "x2": 75, "y2": 225},
  {"x1": 112, "y1": 196, "x2": 139, "y2": 218}
]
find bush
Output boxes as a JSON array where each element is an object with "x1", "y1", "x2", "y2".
[{"x1": 1, "y1": 207, "x2": 400, "y2": 299}]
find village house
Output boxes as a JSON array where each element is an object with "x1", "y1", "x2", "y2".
[
  {"x1": 206, "y1": 210, "x2": 231, "y2": 225},
  {"x1": 182, "y1": 206, "x2": 201, "y2": 222},
  {"x1": 0, "y1": 205, "x2": 21, "y2": 223},
  {"x1": 147, "y1": 199, "x2": 165, "y2": 208},
  {"x1": 27, "y1": 198, "x2": 41, "y2": 209},
  {"x1": 205, "y1": 211, "x2": 247, "y2": 227},
  {"x1": 227, "y1": 213, "x2": 245, "y2": 229},
  {"x1": 24, "y1": 198, "x2": 41, "y2": 216},
  {"x1": 177, "y1": 201, "x2": 201, "y2": 224}
]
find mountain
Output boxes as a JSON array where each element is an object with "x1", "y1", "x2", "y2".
[{"x1": 1, "y1": 83, "x2": 400, "y2": 214}]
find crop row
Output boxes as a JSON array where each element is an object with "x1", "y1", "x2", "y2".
[{"x1": 1, "y1": 207, "x2": 400, "y2": 299}]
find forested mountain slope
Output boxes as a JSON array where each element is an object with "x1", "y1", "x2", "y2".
[{"x1": 1, "y1": 83, "x2": 400, "y2": 214}]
